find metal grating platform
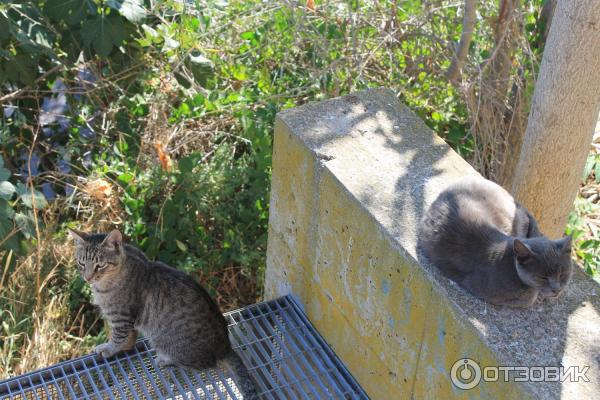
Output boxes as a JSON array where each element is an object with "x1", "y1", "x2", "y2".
[{"x1": 0, "y1": 295, "x2": 368, "y2": 399}]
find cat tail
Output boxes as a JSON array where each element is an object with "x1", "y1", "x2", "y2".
[{"x1": 217, "y1": 351, "x2": 258, "y2": 400}]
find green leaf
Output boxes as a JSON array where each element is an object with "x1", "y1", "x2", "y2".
[
  {"x1": 583, "y1": 155, "x2": 595, "y2": 180},
  {"x1": 0, "y1": 14, "x2": 9, "y2": 42},
  {"x1": 175, "y1": 239, "x2": 187, "y2": 252},
  {"x1": 0, "y1": 181, "x2": 15, "y2": 200},
  {"x1": 188, "y1": 52, "x2": 212, "y2": 67},
  {"x1": 44, "y1": 0, "x2": 95, "y2": 25},
  {"x1": 81, "y1": 15, "x2": 127, "y2": 58},
  {"x1": 178, "y1": 157, "x2": 194, "y2": 173},
  {"x1": 186, "y1": 51, "x2": 214, "y2": 86},
  {"x1": 14, "y1": 212, "x2": 35, "y2": 238},
  {"x1": 6, "y1": 54, "x2": 37, "y2": 85},
  {"x1": 0, "y1": 199, "x2": 15, "y2": 219},
  {"x1": 240, "y1": 31, "x2": 256, "y2": 40},
  {"x1": 107, "y1": 0, "x2": 146, "y2": 23},
  {"x1": 0, "y1": 167, "x2": 9, "y2": 181},
  {"x1": 12, "y1": 17, "x2": 54, "y2": 54},
  {"x1": 0, "y1": 215, "x2": 19, "y2": 252},
  {"x1": 174, "y1": 72, "x2": 192, "y2": 89},
  {"x1": 579, "y1": 240, "x2": 597, "y2": 250},
  {"x1": 16, "y1": 183, "x2": 48, "y2": 209},
  {"x1": 231, "y1": 65, "x2": 248, "y2": 81},
  {"x1": 118, "y1": 172, "x2": 134, "y2": 184},
  {"x1": 178, "y1": 102, "x2": 190, "y2": 116}
]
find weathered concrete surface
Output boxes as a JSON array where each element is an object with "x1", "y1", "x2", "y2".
[{"x1": 264, "y1": 88, "x2": 600, "y2": 399}]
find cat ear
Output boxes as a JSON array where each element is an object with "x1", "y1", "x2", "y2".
[
  {"x1": 513, "y1": 239, "x2": 534, "y2": 263},
  {"x1": 68, "y1": 229, "x2": 87, "y2": 244},
  {"x1": 101, "y1": 229, "x2": 123, "y2": 250},
  {"x1": 557, "y1": 234, "x2": 573, "y2": 253}
]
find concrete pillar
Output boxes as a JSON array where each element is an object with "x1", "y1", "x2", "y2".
[{"x1": 265, "y1": 88, "x2": 600, "y2": 399}]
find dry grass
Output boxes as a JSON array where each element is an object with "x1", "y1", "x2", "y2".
[
  {"x1": 0, "y1": 228, "x2": 95, "y2": 378},
  {"x1": 0, "y1": 172, "x2": 130, "y2": 379}
]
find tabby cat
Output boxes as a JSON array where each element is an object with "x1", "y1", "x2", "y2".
[
  {"x1": 70, "y1": 229, "x2": 257, "y2": 399},
  {"x1": 417, "y1": 177, "x2": 573, "y2": 308}
]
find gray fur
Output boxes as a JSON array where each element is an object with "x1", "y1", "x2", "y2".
[
  {"x1": 417, "y1": 177, "x2": 573, "y2": 308},
  {"x1": 70, "y1": 229, "x2": 257, "y2": 399}
]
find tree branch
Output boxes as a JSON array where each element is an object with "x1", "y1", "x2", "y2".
[
  {"x1": 446, "y1": 0, "x2": 477, "y2": 84},
  {"x1": 540, "y1": 0, "x2": 557, "y2": 40},
  {"x1": 0, "y1": 64, "x2": 63, "y2": 105}
]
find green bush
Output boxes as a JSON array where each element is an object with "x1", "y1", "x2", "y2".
[
  {"x1": 117, "y1": 142, "x2": 270, "y2": 285},
  {"x1": 0, "y1": 155, "x2": 47, "y2": 253}
]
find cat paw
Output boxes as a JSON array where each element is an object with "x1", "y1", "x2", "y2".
[
  {"x1": 540, "y1": 288, "x2": 563, "y2": 299},
  {"x1": 95, "y1": 343, "x2": 118, "y2": 358},
  {"x1": 155, "y1": 355, "x2": 174, "y2": 368}
]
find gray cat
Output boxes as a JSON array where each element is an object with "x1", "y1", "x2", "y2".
[
  {"x1": 70, "y1": 229, "x2": 257, "y2": 399},
  {"x1": 417, "y1": 177, "x2": 573, "y2": 308}
]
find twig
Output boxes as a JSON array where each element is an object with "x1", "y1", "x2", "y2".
[
  {"x1": 0, "y1": 249, "x2": 14, "y2": 291},
  {"x1": 446, "y1": 0, "x2": 477, "y2": 84},
  {"x1": 0, "y1": 65, "x2": 63, "y2": 105},
  {"x1": 26, "y1": 126, "x2": 43, "y2": 304}
]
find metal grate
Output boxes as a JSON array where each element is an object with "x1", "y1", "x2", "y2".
[{"x1": 0, "y1": 296, "x2": 368, "y2": 399}]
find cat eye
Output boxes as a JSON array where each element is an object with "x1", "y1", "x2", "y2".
[
  {"x1": 77, "y1": 260, "x2": 85, "y2": 270},
  {"x1": 94, "y1": 264, "x2": 107, "y2": 272}
]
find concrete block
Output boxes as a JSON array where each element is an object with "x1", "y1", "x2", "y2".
[{"x1": 265, "y1": 88, "x2": 600, "y2": 399}]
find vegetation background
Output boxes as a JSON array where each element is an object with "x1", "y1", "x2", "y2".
[{"x1": 0, "y1": 0, "x2": 598, "y2": 377}]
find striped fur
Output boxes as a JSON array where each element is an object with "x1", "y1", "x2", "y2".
[{"x1": 70, "y1": 229, "x2": 257, "y2": 399}]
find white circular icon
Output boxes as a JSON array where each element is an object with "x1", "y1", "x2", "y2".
[{"x1": 450, "y1": 358, "x2": 482, "y2": 390}]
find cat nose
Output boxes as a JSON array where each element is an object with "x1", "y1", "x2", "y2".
[
  {"x1": 84, "y1": 272, "x2": 94, "y2": 282},
  {"x1": 549, "y1": 280, "x2": 561, "y2": 291}
]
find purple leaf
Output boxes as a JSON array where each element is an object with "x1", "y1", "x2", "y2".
[
  {"x1": 79, "y1": 126, "x2": 95, "y2": 139},
  {"x1": 75, "y1": 67, "x2": 97, "y2": 99},
  {"x1": 57, "y1": 159, "x2": 71, "y2": 174},
  {"x1": 83, "y1": 151, "x2": 93, "y2": 168},
  {"x1": 58, "y1": 116, "x2": 70, "y2": 132},
  {"x1": 3, "y1": 105, "x2": 15, "y2": 118},
  {"x1": 51, "y1": 79, "x2": 67, "y2": 94},
  {"x1": 40, "y1": 93, "x2": 68, "y2": 126},
  {"x1": 77, "y1": 67, "x2": 97, "y2": 85},
  {"x1": 41, "y1": 182, "x2": 56, "y2": 201},
  {"x1": 19, "y1": 152, "x2": 40, "y2": 179},
  {"x1": 65, "y1": 184, "x2": 75, "y2": 196}
]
